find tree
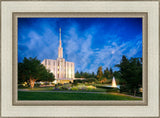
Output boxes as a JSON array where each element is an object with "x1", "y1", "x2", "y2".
[
  {"x1": 85, "y1": 78, "x2": 96, "y2": 84},
  {"x1": 128, "y1": 57, "x2": 142, "y2": 95},
  {"x1": 75, "y1": 70, "x2": 97, "y2": 79},
  {"x1": 96, "y1": 66, "x2": 103, "y2": 81},
  {"x1": 115, "y1": 55, "x2": 142, "y2": 96},
  {"x1": 110, "y1": 68, "x2": 113, "y2": 74},
  {"x1": 104, "y1": 67, "x2": 113, "y2": 79},
  {"x1": 18, "y1": 57, "x2": 55, "y2": 88},
  {"x1": 115, "y1": 55, "x2": 130, "y2": 80},
  {"x1": 75, "y1": 70, "x2": 81, "y2": 78},
  {"x1": 91, "y1": 72, "x2": 95, "y2": 78},
  {"x1": 113, "y1": 71, "x2": 125, "y2": 85},
  {"x1": 80, "y1": 71, "x2": 83, "y2": 76},
  {"x1": 18, "y1": 62, "x2": 27, "y2": 84},
  {"x1": 101, "y1": 77, "x2": 107, "y2": 84}
]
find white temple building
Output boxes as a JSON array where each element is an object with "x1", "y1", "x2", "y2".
[{"x1": 41, "y1": 28, "x2": 75, "y2": 84}]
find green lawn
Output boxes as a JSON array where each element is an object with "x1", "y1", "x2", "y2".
[
  {"x1": 19, "y1": 87, "x2": 107, "y2": 92},
  {"x1": 25, "y1": 87, "x2": 54, "y2": 91},
  {"x1": 18, "y1": 91, "x2": 142, "y2": 100}
]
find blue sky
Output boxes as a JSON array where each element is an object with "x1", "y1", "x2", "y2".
[{"x1": 18, "y1": 18, "x2": 142, "y2": 73}]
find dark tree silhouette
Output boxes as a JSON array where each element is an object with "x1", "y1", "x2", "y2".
[
  {"x1": 18, "y1": 57, "x2": 55, "y2": 88},
  {"x1": 115, "y1": 55, "x2": 142, "y2": 96}
]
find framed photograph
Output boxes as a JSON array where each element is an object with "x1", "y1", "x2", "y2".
[{"x1": 1, "y1": 0, "x2": 159, "y2": 118}]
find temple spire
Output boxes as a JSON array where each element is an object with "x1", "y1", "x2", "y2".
[
  {"x1": 59, "y1": 28, "x2": 62, "y2": 47},
  {"x1": 58, "y1": 28, "x2": 63, "y2": 58}
]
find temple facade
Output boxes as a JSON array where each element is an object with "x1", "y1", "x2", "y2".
[{"x1": 41, "y1": 28, "x2": 75, "y2": 84}]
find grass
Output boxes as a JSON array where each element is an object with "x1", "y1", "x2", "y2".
[
  {"x1": 27, "y1": 87, "x2": 54, "y2": 91},
  {"x1": 19, "y1": 87, "x2": 107, "y2": 92},
  {"x1": 18, "y1": 91, "x2": 142, "y2": 100}
]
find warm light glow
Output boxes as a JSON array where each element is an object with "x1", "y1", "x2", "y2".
[
  {"x1": 112, "y1": 76, "x2": 117, "y2": 87},
  {"x1": 87, "y1": 85, "x2": 96, "y2": 89},
  {"x1": 53, "y1": 80, "x2": 57, "y2": 84},
  {"x1": 139, "y1": 88, "x2": 143, "y2": 92},
  {"x1": 22, "y1": 82, "x2": 27, "y2": 87},
  {"x1": 40, "y1": 82, "x2": 44, "y2": 85},
  {"x1": 69, "y1": 69, "x2": 71, "y2": 78}
]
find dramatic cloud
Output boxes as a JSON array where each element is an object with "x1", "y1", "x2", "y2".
[{"x1": 18, "y1": 18, "x2": 142, "y2": 73}]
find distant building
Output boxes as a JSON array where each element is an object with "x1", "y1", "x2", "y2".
[{"x1": 41, "y1": 28, "x2": 75, "y2": 84}]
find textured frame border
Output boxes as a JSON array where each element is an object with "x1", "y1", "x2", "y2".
[
  {"x1": 1, "y1": 0, "x2": 159, "y2": 118},
  {"x1": 12, "y1": 12, "x2": 148, "y2": 106}
]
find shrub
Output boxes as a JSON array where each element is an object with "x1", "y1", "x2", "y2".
[
  {"x1": 71, "y1": 87, "x2": 78, "y2": 91},
  {"x1": 77, "y1": 84, "x2": 87, "y2": 90},
  {"x1": 34, "y1": 83, "x2": 40, "y2": 87},
  {"x1": 95, "y1": 80, "x2": 101, "y2": 84},
  {"x1": 62, "y1": 84, "x2": 71, "y2": 90},
  {"x1": 18, "y1": 83, "x2": 29, "y2": 88},
  {"x1": 54, "y1": 84, "x2": 60, "y2": 90},
  {"x1": 18, "y1": 84, "x2": 25, "y2": 88},
  {"x1": 87, "y1": 85, "x2": 96, "y2": 91},
  {"x1": 73, "y1": 80, "x2": 87, "y2": 86},
  {"x1": 58, "y1": 86, "x2": 63, "y2": 90},
  {"x1": 120, "y1": 85, "x2": 128, "y2": 93},
  {"x1": 106, "y1": 88, "x2": 119, "y2": 93},
  {"x1": 106, "y1": 79, "x2": 112, "y2": 84}
]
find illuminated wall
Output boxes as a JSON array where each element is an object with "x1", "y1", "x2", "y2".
[
  {"x1": 41, "y1": 59, "x2": 75, "y2": 80},
  {"x1": 41, "y1": 28, "x2": 75, "y2": 83}
]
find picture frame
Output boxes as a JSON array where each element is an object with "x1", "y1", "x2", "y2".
[
  {"x1": 13, "y1": 12, "x2": 147, "y2": 106},
  {"x1": 1, "y1": 0, "x2": 159, "y2": 117}
]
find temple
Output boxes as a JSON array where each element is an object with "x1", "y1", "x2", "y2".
[{"x1": 41, "y1": 28, "x2": 75, "y2": 84}]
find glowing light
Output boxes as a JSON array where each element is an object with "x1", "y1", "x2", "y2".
[
  {"x1": 40, "y1": 81, "x2": 44, "y2": 85},
  {"x1": 52, "y1": 80, "x2": 57, "y2": 84},
  {"x1": 69, "y1": 69, "x2": 71, "y2": 78},
  {"x1": 112, "y1": 76, "x2": 117, "y2": 87},
  {"x1": 139, "y1": 88, "x2": 143, "y2": 92},
  {"x1": 112, "y1": 50, "x2": 115, "y2": 54},
  {"x1": 87, "y1": 85, "x2": 96, "y2": 89},
  {"x1": 22, "y1": 82, "x2": 27, "y2": 87}
]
